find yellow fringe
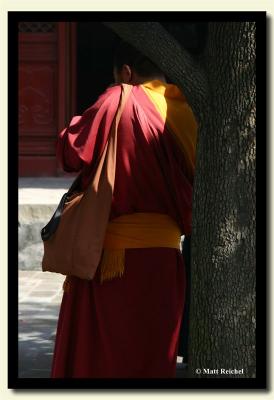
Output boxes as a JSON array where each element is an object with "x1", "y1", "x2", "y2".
[{"x1": 100, "y1": 249, "x2": 125, "y2": 283}]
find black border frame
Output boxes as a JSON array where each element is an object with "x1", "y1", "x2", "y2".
[{"x1": 9, "y1": 10, "x2": 266, "y2": 391}]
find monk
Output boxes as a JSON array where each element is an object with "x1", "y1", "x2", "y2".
[{"x1": 51, "y1": 40, "x2": 197, "y2": 378}]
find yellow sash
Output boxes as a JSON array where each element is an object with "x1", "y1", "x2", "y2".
[
  {"x1": 63, "y1": 212, "x2": 181, "y2": 290},
  {"x1": 100, "y1": 212, "x2": 182, "y2": 282}
]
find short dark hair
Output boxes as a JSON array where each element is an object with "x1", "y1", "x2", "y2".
[{"x1": 113, "y1": 40, "x2": 164, "y2": 78}]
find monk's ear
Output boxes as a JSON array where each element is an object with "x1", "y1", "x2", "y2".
[{"x1": 121, "y1": 64, "x2": 132, "y2": 83}]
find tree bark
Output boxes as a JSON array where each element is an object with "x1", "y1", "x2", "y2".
[
  {"x1": 189, "y1": 22, "x2": 256, "y2": 379},
  {"x1": 104, "y1": 21, "x2": 256, "y2": 378}
]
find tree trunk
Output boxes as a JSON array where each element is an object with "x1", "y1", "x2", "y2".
[
  {"x1": 189, "y1": 22, "x2": 256, "y2": 378},
  {"x1": 104, "y1": 21, "x2": 256, "y2": 378}
]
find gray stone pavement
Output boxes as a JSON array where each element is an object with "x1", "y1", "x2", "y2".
[{"x1": 18, "y1": 270, "x2": 64, "y2": 378}]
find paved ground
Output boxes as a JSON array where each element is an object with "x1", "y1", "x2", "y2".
[
  {"x1": 18, "y1": 270, "x2": 64, "y2": 378},
  {"x1": 18, "y1": 270, "x2": 186, "y2": 378}
]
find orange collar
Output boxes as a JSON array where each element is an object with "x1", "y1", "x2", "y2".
[{"x1": 142, "y1": 80, "x2": 185, "y2": 101}]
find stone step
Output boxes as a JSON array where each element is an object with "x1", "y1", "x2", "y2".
[{"x1": 19, "y1": 177, "x2": 74, "y2": 270}]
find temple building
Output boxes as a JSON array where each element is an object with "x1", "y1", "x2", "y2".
[{"x1": 19, "y1": 21, "x2": 117, "y2": 176}]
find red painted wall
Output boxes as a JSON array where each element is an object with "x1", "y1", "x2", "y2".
[{"x1": 18, "y1": 22, "x2": 76, "y2": 176}]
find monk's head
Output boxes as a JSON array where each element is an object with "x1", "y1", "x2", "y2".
[{"x1": 113, "y1": 40, "x2": 166, "y2": 85}]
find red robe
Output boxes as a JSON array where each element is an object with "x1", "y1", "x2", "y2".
[{"x1": 51, "y1": 82, "x2": 195, "y2": 378}]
